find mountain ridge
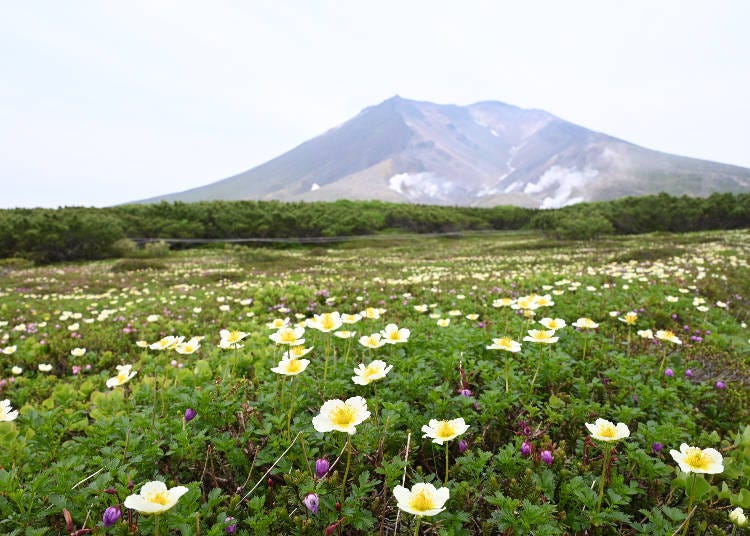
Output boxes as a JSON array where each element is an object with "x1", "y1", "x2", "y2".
[{"x1": 134, "y1": 96, "x2": 750, "y2": 207}]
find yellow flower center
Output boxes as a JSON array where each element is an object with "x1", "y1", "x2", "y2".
[
  {"x1": 535, "y1": 331, "x2": 551, "y2": 340},
  {"x1": 409, "y1": 489, "x2": 433, "y2": 512},
  {"x1": 290, "y1": 346, "x2": 305, "y2": 357},
  {"x1": 363, "y1": 364, "x2": 379, "y2": 379},
  {"x1": 279, "y1": 331, "x2": 298, "y2": 343},
  {"x1": 320, "y1": 316, "x2": 336, "y2": 330},
  {"x1": 285, "y1": 359, "x2": 303, "y2": 373},
  {"x1": 662, "y1": 330, "x2": 675, "y2": 339},
  {"x1": 330, "y1": 405, "x2": 355, "y2": 426},
  {"x1": 684, "y1": 448, "x2": 711, "y2": 471},
  {"x1": 597, "y1": 423, "x2": 616, "y2": 438},
  {"x1": 146, "y1": 491, "x2": 170, "y2": 506},
  {"x1": 388, "y1": 331, "x2": 401, "y2": 341},
  {"x1": 498, "y1": 337, "x2": 513, "y2": 347},
  {"x1": 435, "y1": 420, "x2": 457, "y2": 439},
  {"x1": 226, "y1": 331, "x2": 243, "y2": 343}
]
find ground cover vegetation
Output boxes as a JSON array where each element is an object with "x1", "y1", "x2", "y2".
[
  {"x1": 0, "y1": 230, "x2": 748, "y2": 534},
  {"x1": 1, "y1": 192, "x2": 749, "y2": 263}
]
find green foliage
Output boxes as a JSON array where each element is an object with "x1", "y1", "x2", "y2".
[
  {"x1": 0, "y1": 230, "x2": 748, "y2": 534},
  {"x1": 111, "y1": 258, "x2": 168, "y2": 272},
  {"x1": 1, "y1": 193, "x2": 750, "y2": 263}
]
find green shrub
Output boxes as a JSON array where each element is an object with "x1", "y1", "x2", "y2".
[{"x1": 110, "y1": 259, "x2": 167, "y2": 272}]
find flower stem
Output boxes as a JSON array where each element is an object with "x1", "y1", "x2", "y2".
[
  {"x1": 373, "y1": 383, "x2": 380, "y2": 426},
  {"x1": 529, "y1": 352, "x2": 543, "y2": 393},
  {"x1": 444, "y1": 442, "x2": 450, "y2": 485},
  {"x1": 340, "y1": 437, "x2": 352, "y2": 504},
  {"x1": 504, "y1": 355, "x2": 510, "y2": 393},
  {"x1": 154, "y1": 514, "x2": 160, "y2": 536},
  {"x1": 413, "y1": 515, "x2": 421, "y2": 536},
  {"x1": 595, "y1": 446, "x2": 612, "y2": 514},
  {"x1": 286, "y1": 377, "x2": 297, "y2": 440},
  {"x1": 658, "y1": 346, "x2": 667, "y2": 376},
  {"x1": 681, "y1": 473, "x2": 697, "y2": 536}
]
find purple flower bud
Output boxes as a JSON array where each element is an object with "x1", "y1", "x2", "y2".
[
  {"x1": 521, "y1": 441, "x2": 532, "y2": 456},
  {"x1": 652, "y1": 442, "x2": 664, "y2": 453},
  {"x1": 304, "y1": 493, "x2": 319, "y2": 515},
  {"x1": 685, "y1": 369, "x2": 693, "y2": 378},
  {"x1": 664, "y1": 368, "x2": 674, "y2": 377},
  {"x1": 716, "y1": 381, "x2": 726, "y2": 389},
  {"x1": 184, "y1": 408, "x2": 197, "y2": 422},
  {"x1": 459, "y1": 439, "x2": 468, "y2": 453},
  {"x1": 225, "y1": 516, "x2": 237, "y2": 534},
  {"x1": 459, "y1": 388, "x2": 472, "y2": 397},
  {"x1": 315, "y1": 458, "x2": 330, "y2": 478},
  {"x1": 102, "y1": 506, "x2": 121, "y2": 528},
  {"x1": 541, "y1": 450, "x2": 553, "y2": 465}
]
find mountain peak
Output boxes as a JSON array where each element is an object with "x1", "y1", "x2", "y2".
[{"x1": 133, "y1": 97, "x2": 750, "y2": 207}]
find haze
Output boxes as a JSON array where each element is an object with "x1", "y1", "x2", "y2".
[{"x1": 1, "y1": 0, "x2": 748, "y2": 208}]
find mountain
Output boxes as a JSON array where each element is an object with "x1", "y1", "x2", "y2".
[{"x1": 136, "y1": 96, "x2": 750, "y2": 208}]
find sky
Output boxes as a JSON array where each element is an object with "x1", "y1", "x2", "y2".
[{"x1": 1, "y1": 0, "x2": 749, "y2": 208}]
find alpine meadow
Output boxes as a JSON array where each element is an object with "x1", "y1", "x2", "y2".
[{"x1": 0, "y1": 225, "x2": 748, "y2": 535}]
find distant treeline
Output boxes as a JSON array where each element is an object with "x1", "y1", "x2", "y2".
[{"x1": 1, "y1": 193, "x2": 748, "y2": 263}]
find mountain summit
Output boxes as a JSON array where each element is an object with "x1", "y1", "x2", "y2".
[{"x1": 137, "y1": 96, "x2": 750, "y2": 208}]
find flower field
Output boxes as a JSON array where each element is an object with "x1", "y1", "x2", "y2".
[{"x1": 1, "y1": 230, "x2": 749, "y2": 535}]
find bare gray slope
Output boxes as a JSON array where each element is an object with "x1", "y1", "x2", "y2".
[{"x1": 135, "y1": 96, "x2": 750, "y2": 207}]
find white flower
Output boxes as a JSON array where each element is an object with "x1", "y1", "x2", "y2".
[
  {"x1": 312, "y1": 396, "x2": 370, "y2": 435},
  {"x1": 637, "y1": 329, "x2": 654, "y2": 339},
  {"x1": 38, "y1": 363, "x2": 53, "y2": 372},
  {"x1": 270, "y1": 357, "x2": 310, "y2": 376},
  {"x1": 281, "y1": 345, "x2": 313, "y2": 359},
  {"x1": 11, "y1": 366, "x2": 22, "y2": 375},
  {"x1": 539, "y1": 318, "x2": 566, "y2": 330},
  {"x1": 1, "y1": 345, "x2": 16, "y2": 355},
  {"x1": 486, "y1": 337, "x2": 521, "y2": 352},
  {"x1": 266, "y1": 317, "x2": 290, "y2": 330},
  {"x1": 220, "y1": 329, "x2": 248, "y2": 349},
  {"x1": 585, "y1": 418, "x2": 630, "y2": 442},
  {"x1": 352, "y1": 360, "x2": 393, "y2": 385},
  {"x1": 341, "y1": 313, "x2": 362, "y2": 324},
  {"x1": 70, "y1": 347, "x2": 86, "y2": 357},
  {"x1": 523, "y1": 329, "x2": 558, "y2": 344},
  {"x1": 269, "y1": 326, "x2": 305, "y2": 346},
  {"x1": 106, "y1": 364, "x2": 137, "y2": 388},
  {"x1": 0, "y1": 400, "x2": 19, "y2": 421},
  {"x1": 333, "y1": 330, "x2": 357, "y2": 339},
  {"x1": 655, "y1": 329, "x2": 682, "y2": 345},
  {"x1": 421, "y1": 417, "x2": 469, "y2": 445},
  {"x1": 175, "y1": 337, "x2": 201, "y2": 354},
  {"x1": 150, "y1": 336, "x2": 183, "y2": 351},
  {"x1": 729, "y1": 507, "x2": 748, "y2": 527},
  {"x1": 572, "y1": 318, "x2": 599, "y2": 329},
  {"x1": 669, "y1": 443, "x2": 724, "y2": 474},
  {"x1": 380, "y1": 324, "x2": 410, "y2": 344},
  {"x1": 124, "y1": 480, "x2": 189, "y2": 514},
  {"x1": 307, "y1": 312, "x2": 342, "y2": 333},
  {"x1": 359, "y1": 333, "x2": 386, "y2": 349},
  {"x1": 393, "y1": 483, "x2": 449, "y2": 516}
]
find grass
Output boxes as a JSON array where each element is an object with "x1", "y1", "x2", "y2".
[{"x1": 0, "y1": 229, "x2": 748, "y2": 535}]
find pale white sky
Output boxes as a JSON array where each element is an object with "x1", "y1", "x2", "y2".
[{"x1": 1, "y1": 0, "x2": 748, "y2": 208}]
